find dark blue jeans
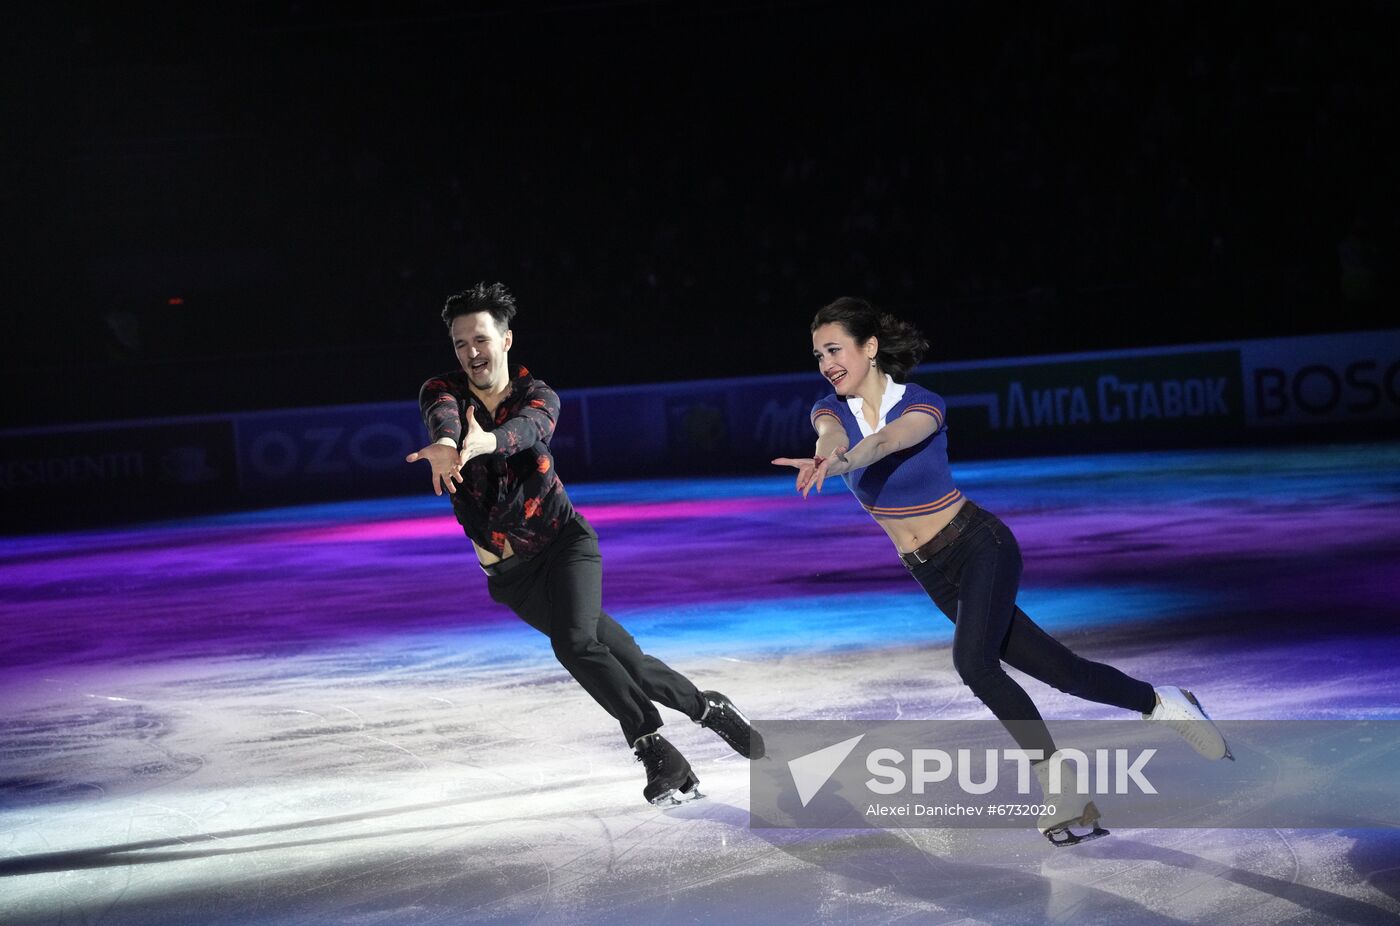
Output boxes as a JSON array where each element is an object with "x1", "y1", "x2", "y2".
[
  {"x1": 907, "y1": 503, "x2": 1156, "y2": 757},
  {"x1": 486, "y1": 515, "x2": 706, "y2": 746}
]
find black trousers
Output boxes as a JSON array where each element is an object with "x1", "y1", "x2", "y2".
[
  {"x1": 486, "y1": 515, "x2": 705, "y2": 745},
  {"x1": 908, "y1": 503, "x2": 1157, "y2": 758}
]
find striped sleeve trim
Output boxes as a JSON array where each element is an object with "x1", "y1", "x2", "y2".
[
  {"x1": 811, "y1": 407, "x2": 842, "y2": 428},
  {"x1": 901, "y1": 403, "x2": 944, "y2": 428},
  {"x1": 862, "y1": 488, "x2": 963, "y2": 518}
]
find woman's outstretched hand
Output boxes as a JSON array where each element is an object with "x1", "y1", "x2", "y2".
[{"x1": 772, "y1": 454, "x2": 836, "y2": 498}]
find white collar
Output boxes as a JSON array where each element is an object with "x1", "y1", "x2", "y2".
[{"x1": 846, "y1": 374, "x2": 905, "y2": 437}]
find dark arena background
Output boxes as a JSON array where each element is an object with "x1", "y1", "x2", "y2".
[{"x1": 3, "y1": 3, "x2": 1399, "y2": 925}]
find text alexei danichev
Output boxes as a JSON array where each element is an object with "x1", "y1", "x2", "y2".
[{"x1": 865, "y1": 804, "x2": 1052, "y2": 818}]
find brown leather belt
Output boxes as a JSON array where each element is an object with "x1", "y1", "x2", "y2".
[{"x1": 899, "y1": 499, "x2": 980, "y2": 567}]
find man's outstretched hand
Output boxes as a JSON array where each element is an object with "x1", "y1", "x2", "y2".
[
  {"x1": 458, "y1": 413, "x2": 498, "y2": 466},
  {"x1": 406, "y1": 442, "x2": 463, "y2": 496}
]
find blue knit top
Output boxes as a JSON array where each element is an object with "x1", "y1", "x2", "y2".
[{"x1": 810, "y1": 379, "x2": 962, "y2": 518}]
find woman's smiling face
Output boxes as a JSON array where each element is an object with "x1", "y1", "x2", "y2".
[{"x1": 812, "y1": 322, "x2": 876, "y2": 396}]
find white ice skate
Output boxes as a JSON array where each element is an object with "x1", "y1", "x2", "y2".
[
  {"x1": 1033, "y1": 754, "x2": 1109, "y2": 848},
  {"x1": 1143, "y1": 686, "x2": 1234, "y2": 761}
]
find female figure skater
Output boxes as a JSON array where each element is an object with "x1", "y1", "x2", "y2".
[{"x1": 774, "y1": 297, "x2": 1232, "y2": 846}]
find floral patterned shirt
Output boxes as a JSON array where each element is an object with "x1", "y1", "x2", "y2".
[{"x1": 418, "y1": 365, "x2": 574, "y2": 557}]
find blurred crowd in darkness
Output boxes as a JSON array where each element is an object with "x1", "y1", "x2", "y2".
[{"x1": 10, "y1": 1, "x2": 1397, "y2": 420}]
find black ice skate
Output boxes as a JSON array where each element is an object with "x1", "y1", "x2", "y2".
[
  {"x1": 633, "y1": 732, "x2": 702, "y2": 805},
  {"x1": 696, "y1": 690, "x2": 765, "y2": 759}
]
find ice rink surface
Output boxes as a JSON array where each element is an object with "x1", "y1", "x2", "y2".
[{"x1": 3, "y1": 443, "x2": 1400, "y2": 925}]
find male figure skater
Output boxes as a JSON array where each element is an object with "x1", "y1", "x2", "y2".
[{"x1": 406, "y1": 282, "x2": 762, "y2": 804}]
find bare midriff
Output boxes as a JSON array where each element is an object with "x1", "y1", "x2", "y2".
[
  {"x1": 474, "y1": 538, "x2": 516, "y2": 566},
  {"x1": 874, "y1": 497, "x2": 968, "y2": 555}
]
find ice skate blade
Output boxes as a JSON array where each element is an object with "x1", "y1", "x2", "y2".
[
  {"x1": 1044, "y1": 824, "x2": 1110, "y2": 848},
  {"x1": 1184, "y1": 689, "x2": 1235, "y2": 761},
  {"x1": 712, "y1": 732, "x2": 760, "y2": 760},
  {"x1": 648, "y1": 772, "x2": 703, "y2": 806},
  {"x1": 650, "y1": 785, "x2": 704, "y2": 806}
]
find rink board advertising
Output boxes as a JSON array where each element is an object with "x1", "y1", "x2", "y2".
[
  {"x1": 907, "y1": 350, "x2": 1244, "y2": 456},
  {"x1": 0, "y1": 422, "x2": 238, "y2": 524},
  {"x1": 232, "y1": 402, "x2": 427, "y2": 501},
  {"x1": 749, "y1": 720, "x2": 1400, "y2": 830},
  {"x1": 2, "y1": 328, "x2": 1396, "y2": 526}
]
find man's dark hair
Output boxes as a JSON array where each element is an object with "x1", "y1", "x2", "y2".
[{"x1": 442, "y1": 282, "x2": 518, "y2": 332}]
